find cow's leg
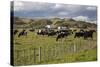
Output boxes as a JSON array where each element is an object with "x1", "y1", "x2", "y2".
[
  {"x1": 91, "y1": 35, "x2": 93, "y2": 40},
  {"x1": 48, "y1": 34, "x2": 49, "y2": 36},
  {"x1": 74, "y1": 35, "x2": 76, "y2": 38},
  {"x1": 25, "y1": 34, "x2": 27, "y2": 37},
  {"x1": 56, "y1": 36, "x2": 59, "y2": 41},
  {"x1": 84, "y1": 36, "x2": 87, "y2": 40},
  {"x1": 18, "y1": 34, "x2": 20, "y2": 37},
  {"x1": 56, "y1": 37, "x2": 58, "y2": 41}
]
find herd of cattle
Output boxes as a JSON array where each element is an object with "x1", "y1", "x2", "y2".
[{"x1": 13, "y1": 28, "x2": 96, "y2": 41}]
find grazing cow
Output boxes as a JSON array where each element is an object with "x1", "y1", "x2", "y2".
[
  {"x1": 80, "y1": 29, "x2": 85, "y2": 32},
  {"x1": 83, "y1": 30, "x2": 94, "y2": 39},
  {"x1": 29, "y1": 29, "x2": 35, "y2": 32},
  {"x1": 68, "y1": 29, "x2": 73, "y2": 34},
  {"x1": 18, "y1": 30, "x2": 27, "y2": 37},
  {"x1": 74, "y1": 30, "x2": 95, "y2": 39},
  {"x1": 57, "y1": 30, "x2": 69, "y2": 34},
  {"x1": 89, "y1": 30, "x2": 96, "y2": 32},
  {"x1": 47, "y1": 30, "x2": 57, "y2": 36},
  {"x1": 37, "y1": 29, "x2": 48, "y2": 36},
  {"x1": 56, "y1": 31, "x2": 70, "y2": 41},
  {"x1": 13, "y1": 30, "x2": 18, "y2": 35},
  {"x1": 48, "y1": 31, "x2": 57, "y2": 36},
  {"x1": 74, "y1": 32, "x2": 84, "y2": 38},
  {"x1": 73, "y1": 29, "x2": 77, "y2": 32}
]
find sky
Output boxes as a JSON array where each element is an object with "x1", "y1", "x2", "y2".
[{"x1": 12, "y1": 1, "x2": 97, "y2": 23}]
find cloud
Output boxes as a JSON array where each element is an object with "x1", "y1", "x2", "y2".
[
  {"x1": 92, "y1": 21, "x2": 97, "y2": 24},
  {"x1": 14, "y1": 1, "x2": 24, "y2": 11},
  {"x1": 57, "y1": 11, "x2": 68, "y2": 16},
  {"x1": 65, "y1": 5, "x2": 82, "y2": 12},
  {"x1": 73, "y1": 16, "x2": 97, "y2": 24},
  {"x1": 53, "y1": 4, "x2": 84, "y2": 14},
  {"x1": 73, "y1": 16, "x2": 89, "y2": 21},
  {"x1": 14, "y1": 1, "x2": 84, "y2": 13},
  {"x1": 14, "y1": 1, "x2": 55, "y2": 11},
  {"x1": 86, "y1": 6, "x2": 97, "y2": 11},
  {"x1": 54, "y1": 4, "x2": 63, "y2": 9},
  {"x1": 13, "y1": 1, "x2": 97, "y2": 23}
]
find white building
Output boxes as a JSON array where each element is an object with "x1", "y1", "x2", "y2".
[
  {"x1": 58, "y1": 26, "x2": 67, "y2": 30},
  {"x1": 45, "y1": 25, "x2": 51, "y2": 29}
]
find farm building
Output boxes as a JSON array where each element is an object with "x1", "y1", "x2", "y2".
[{"x1": 57, "y1": 26, "x2": 68, "y2": 30}]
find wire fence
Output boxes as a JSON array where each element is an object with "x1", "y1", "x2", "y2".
[{"x1": 14, "y1": 39, "x2": 96, "y2": 66}]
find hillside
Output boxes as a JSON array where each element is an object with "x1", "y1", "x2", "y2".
[{"x1": 13, "y1": 17, "x2": 97, "y2": 29}]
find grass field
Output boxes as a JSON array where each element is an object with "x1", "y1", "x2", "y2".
[{"x1": 13, "y1": 29, "x2": 97, "y2": 66}]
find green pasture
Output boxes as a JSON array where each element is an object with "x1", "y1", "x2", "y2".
[{"x1": 13, "y1": 29, "x2": 97, "y2": 66}]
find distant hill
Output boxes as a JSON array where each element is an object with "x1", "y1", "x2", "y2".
[{"x1": 13, "y1": 17, "x2": 97, "y2": 29}]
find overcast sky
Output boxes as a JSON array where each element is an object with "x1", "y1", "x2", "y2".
[{"x1": 13, "y1": 1, "x2": 97, "y2": 23}]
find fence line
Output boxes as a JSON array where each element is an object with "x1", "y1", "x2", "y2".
[{"x1": 14, "y1": 40, "x2": 94, "y2": 65}]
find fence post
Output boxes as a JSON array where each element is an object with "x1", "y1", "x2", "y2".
[
  {"x1": 52, "y1": 47, "x2": 55, "y2": 60},
  {"x1": 23, "y1": 49, "x2": 26, "y2": 64},
  {"x1": 43, "y1": 47, "x2": 46, "y2": 63},
  {"x1": 16, "y1": 50, "x2": 20, "y2": 65},
  {"x1": 73, "y1": 43, "x2": 76, "y2": 53},
  {"x1": 47, "y1": 46, "x2": 51, "y2": 61},
  {"x1": 59, "y1": 45, "x2": 62, "y2": 58},
  {"x1": 53, "y1": 46, "x2": 56, "y2": 59},
  {"x1": 39, "y1": 47, "x2": 42, "y2": 63},
  {"x1": 55, "y1": 45, "x2": 57, "y2": 57},
  {"x1": 28, "y1": 49, "x2": 31, "y2": 64},
  {"x1": 34, "y1": 48, "x2": 36, "y2": 64},
  {"x1": 79, "y1": 39, "x2": 81, "y2": 51}
]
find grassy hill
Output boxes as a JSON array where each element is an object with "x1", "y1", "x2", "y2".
[{"x1": 14, "y1": 17, "x2": 97, "y2": 29}]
